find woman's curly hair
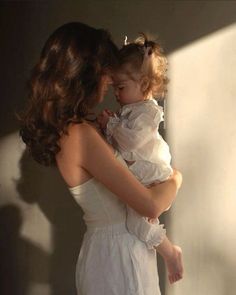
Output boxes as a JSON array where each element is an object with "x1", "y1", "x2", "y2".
[
  {"x1": 118, "y1": 33, "x2": 168, "y2": 99},
  {"x1": 19, "y1": 22, "x2": 118, "y2": 166}
]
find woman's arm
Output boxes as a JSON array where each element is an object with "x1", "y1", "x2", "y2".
[
  {"x1": 77, "y1": 123, "x2": 182, "y2": 218},
  {"x1": 148, "y1": 170, "x2": 182, "y2": 214}
]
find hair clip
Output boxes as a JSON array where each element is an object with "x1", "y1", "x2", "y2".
[{"x1": 124, "y1": 36, "x2": 129, "y2": 46}]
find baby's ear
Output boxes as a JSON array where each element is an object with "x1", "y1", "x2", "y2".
[{"x1": 141, "y1": 76, "x2": 150, "y2": 93}]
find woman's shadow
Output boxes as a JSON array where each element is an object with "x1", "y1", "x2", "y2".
[
  {"x1": 16, "y1": 149, "x2": 86, "y2": 295},
  {"x1": 0, "y1": 204, "x2": 52, "y2": 295}
]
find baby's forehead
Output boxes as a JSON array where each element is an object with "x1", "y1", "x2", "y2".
[
  {"x1": 112, "y1": 64, "x2": 141, "y2": 84},
  {"x1": 112, "y1": 71, "x2": 129, "y2": 83}
]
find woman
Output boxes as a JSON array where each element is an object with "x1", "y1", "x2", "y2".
[{"x1": 20, "y1": 22, "x2": 182, "y2": 295}]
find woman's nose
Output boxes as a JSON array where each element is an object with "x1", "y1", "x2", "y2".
[
  {"x1": 106, "y1": 76, "x2": 113, "y2": 85},
  {"x1": 114, "y1": 87, "x2": 118, "y2": 97}
]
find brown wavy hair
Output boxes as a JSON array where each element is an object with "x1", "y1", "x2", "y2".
[
  {"x1": 19, "y1": 22, "x2": 118, "y2": 166},
  {"x1": 118, "y1": 33, "x2": 168, "y2": 99}
]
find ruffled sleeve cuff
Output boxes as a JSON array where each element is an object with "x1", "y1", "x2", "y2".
[
  {"x1": 126, "y1": 208, "x2": 166, "y2": 250},
  {"x1": 144, "y1": 219, "x2": 166, "y2": 250}
]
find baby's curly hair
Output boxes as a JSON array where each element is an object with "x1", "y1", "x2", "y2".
[
  {"x1": 19, "y1": 22, "x2": 118, "y2": 166},
  {"x1": 118, "y1": 33, "x2": 168, "y2": 99}
]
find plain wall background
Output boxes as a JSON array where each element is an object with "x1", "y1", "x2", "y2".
[
  {"x1": 166, "y1": 23, "x2": 236, "y2": 295},
  {"x1": 0, "y1": 1, "x2": 236, "y2": 294}
]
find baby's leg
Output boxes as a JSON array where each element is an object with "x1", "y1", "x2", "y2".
[
  {"x1": 126, "y1": 207, "x2": 166, "y2": 249},
  {"x1": 155, "y1": 236, "x2": 183, "y2": 284},
  {"x1": 126, "y1": 208, "x2": 183, "y2": 283}
]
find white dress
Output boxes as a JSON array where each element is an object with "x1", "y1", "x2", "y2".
[{"x1": 69, "y1": 152, "x2": 162, "y2": 295}]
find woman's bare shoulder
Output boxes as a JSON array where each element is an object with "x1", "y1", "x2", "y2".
[
  {"x1": 67, "y1": 121, "x2": 92, "y2": 136},
  {"x1": 61, "y1": 122, "x2": 113, "y2": 159},
  {"x1": 60, "y1": 122, "x2": 97, "y2": 146},
  {"x1": 67, "y1": 122, "x2": 100, "y2": 139}
]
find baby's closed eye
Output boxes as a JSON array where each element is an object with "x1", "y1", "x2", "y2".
[{"x1": 118, "y1": 85, "x2": 125, "y2": 90}]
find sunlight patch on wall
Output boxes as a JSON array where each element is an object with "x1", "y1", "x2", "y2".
[{"x1": 165, "y1": 23, "x2": 236, "y2": 295}]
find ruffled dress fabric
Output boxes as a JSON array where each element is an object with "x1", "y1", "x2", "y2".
[{"x1": 69, "y1": 152, "x2": 162, "y2": 295}]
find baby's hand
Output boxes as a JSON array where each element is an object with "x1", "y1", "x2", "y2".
[
  {"x1": 97, "y1": 109, "x2": 114, "y2": 130},
  {"x1": 104, "y1": 108, "x2": 115, "y2": 117}
]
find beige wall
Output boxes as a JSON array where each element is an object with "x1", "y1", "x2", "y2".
[
  {"x1": 166, "y1": 23, "x2": 236, "y2": 295},
  {"x1": 0, "y1": 1, "x2": 236, "y2": 294}
]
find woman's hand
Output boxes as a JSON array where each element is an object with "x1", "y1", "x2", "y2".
[
  {"x1": 148, "y1": 169, "x2": 182, "y2": 217},
  {"x1": 170, "y1": 169, "x2": 183, "y2": 190}
]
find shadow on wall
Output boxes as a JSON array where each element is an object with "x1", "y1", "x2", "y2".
[
  {"x1": 12, "y1": 150, "x2": 86, "y2": 295},
  {"x1": 0, "y1": 204, "x2": 49, "y2": 295}
]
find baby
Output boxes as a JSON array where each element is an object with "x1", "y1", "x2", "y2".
[{"x1": 98, "y1": 34, "x2": 183, "y2": 284}]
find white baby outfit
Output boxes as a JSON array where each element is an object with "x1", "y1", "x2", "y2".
[
  {"x1": 106, "y1": 99, "x2": 173, "y2": 249},
  {"x1": 106, "y1": 99, "x2": 173, "y2": 185},
  {"x1": 69, "y1": 152, "x2": 163, "y2": 295}
]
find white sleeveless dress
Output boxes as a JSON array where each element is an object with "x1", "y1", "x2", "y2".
[{"x1": 69, "y1": 152, "x2": 161, "y2": 295}]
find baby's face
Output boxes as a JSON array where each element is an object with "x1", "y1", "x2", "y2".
[{"x1": 112, "y1": 71, "x2": 144, "y2": 106}]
